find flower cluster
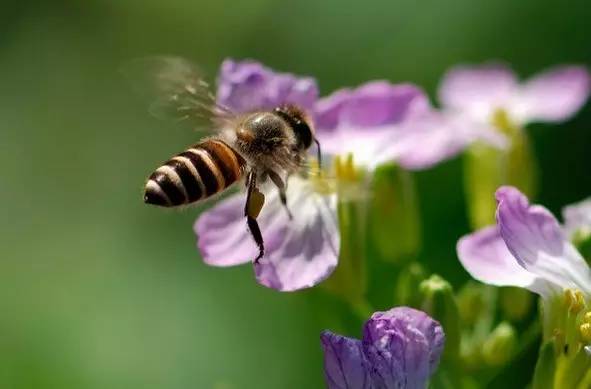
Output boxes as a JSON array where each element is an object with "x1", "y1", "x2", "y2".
[{"x1": 188, "y1": 59, "x2": 590, "y2": 388}]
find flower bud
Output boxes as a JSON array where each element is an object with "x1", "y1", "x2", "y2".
[
  {"x1": 532, "y1": 341, "x2": 557, "y2": 389},
  {"x1": 457, "y1": 281, "x2": 493, "y2": 326},
  {"x1": 481, "y1": 322, "x2": 517, "y2": 366},
  {"x1": 463, "y1": 110, "x2": 537, "y2": 229},
  {"x1": 395, "y1": 262, "x2": 426, "y2": 307},
  {"x1": 572, "y1": 229, "x2": 591, "y2": 265},
  {"x1": 322, "y1": 192, "x2": 367, "y2": 305},
  {"x1": 367, "y1": 163, "x2": 421, "y2": 263},
  {"x1": 419, "y1": 274, "x2": 460, "y2": 363},
  {"x1": 500, "y1": 286, "x2": 534, "y2": 321}
]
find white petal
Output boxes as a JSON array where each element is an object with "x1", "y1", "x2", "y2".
[
  {"x1": 496, "y1": 186, "x2": 591, "y2": 295},
  {"x1": 254, "y1": 176, "x2": 340, "y2": 291},
  {"x1": 438, "y1": 63, "x2": 518, "y2": 122},
  {"x1": 457, "y1": 226, "x2": 553, "y2": 297},
  {"x1": 562, "y1": 197, "x2": 591, "y2": 240}
]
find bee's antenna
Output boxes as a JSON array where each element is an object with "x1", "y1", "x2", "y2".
[{"x1": 314, "y1": 137, "x2": 322, "y2": 168}]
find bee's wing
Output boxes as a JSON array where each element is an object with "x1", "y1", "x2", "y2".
[{"x1": 122, "y1": 56, "x2": 233, "y2": 132}]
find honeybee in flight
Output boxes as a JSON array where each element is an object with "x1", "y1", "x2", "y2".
[{"x1": 131, "y1": 57, "x2": 321, "y2": 263}]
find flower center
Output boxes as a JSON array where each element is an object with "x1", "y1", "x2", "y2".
[{"x1": 490, "y1": 108, "x2": 519, "y2": 137}]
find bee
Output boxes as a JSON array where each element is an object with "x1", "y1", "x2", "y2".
[{"x1": 130, "y1": 57, "x2": 321, "y2": 262}]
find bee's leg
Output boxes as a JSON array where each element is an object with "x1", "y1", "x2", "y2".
[
  {"x1": 245, "y1": 171, "x2": 265, "y2": 263},
  {"x1": 268, "y1": 170, "x2": 292, "y2": 220}
]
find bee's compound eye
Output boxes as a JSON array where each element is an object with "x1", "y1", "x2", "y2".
[{"x1": 237, "y1": 127, "x2": 255, "y2": 142}]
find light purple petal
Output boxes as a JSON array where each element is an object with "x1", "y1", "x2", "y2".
[
  {"x1": 457, "y1": 226, "x2": 552, "y2": 296},
  {"x1": 314, "y1": 82, "x2": 431, "y2": 162},
  {"x1": 195, "y1": 194, "x2": 257, "y2": 267},
  {"x1": 562, "y1": 197, "x2": 591, "y2": 240},
  {"x1": 217, "y1": 59, "x2": 318, "y2": 113},
  {"x1": 253, "y1": 176, "x2": 339, "y2": 291},
  {"x1": 337, "y1": 81, "x2": 430, "y2": 127},
  {"x1": 512, "y1": 66, "x2": 590, "y2": 124},
  {"x1": 388, "y1": 112, "x2": 506, "y2": 171},
  {"x1": 496, "y1": 186, "x2": 591, "y2": 294},
  {"x1": 438, "y1": 63, "x2": 518, "y2": 122},
  {"x1": 320, "y1": 331, "x2": 373, "y2": 389},
  {"x1": 314, "y1": 88, "x2": 353, "y2": 131},
  {"x1": 362, "y1": 307, "x2": 445, "y2": 389},
  {"x1": 195, "y1": 176, "x2": 338, "y2": 292}
]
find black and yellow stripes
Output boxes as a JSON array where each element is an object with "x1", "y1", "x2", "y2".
[{"x1": 144, "y1": 139, "x2": 245, "y2": 207}]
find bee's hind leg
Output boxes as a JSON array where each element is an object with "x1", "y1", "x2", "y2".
[
  {"x1": 268, "y1": 170, "x2": 292, "y2": 220},
  {"x1": 245, "y1": 171, "x2": 265, "y2": 263}
]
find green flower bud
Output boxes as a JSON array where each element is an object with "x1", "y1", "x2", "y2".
[
  {"x1": 395, "y1": 262, "x2": 426, "y2": 307},
  {"x1": 367, "y1": 163, "x2": 421, "y2": 263},
  {"x1": 322, "y1": 196, "x2": 367, "y2": 305},
  {"x1": 572, "y1": 229, "x2": 591, "y2": 265},
  {"x1": 457, "y1": 281, "x2": 495, "y2": 326},
  {"x1": 500, "y1": 286, "x2": 534, "y2": 321},
  {"x1": 463, "y1": 109, "x2": 538, "y2": 229},
  {"x1": 532, "y1": 341, "x2": 556, "y2": 389},
  {"x1": 481, "y1": 322, "x2": 517, "y2": 366},
  {"x1": 419, "y1": 275, "x2": 461, "y2": 363}
]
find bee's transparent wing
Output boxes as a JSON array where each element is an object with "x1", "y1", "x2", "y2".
[{"x1": 122, "y1": 56, "x2": 233, "y2": 130}]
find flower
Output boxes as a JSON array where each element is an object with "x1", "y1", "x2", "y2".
[
  {"x1": 195, "y1": 59, "x2": 338, "y2": 291},
  {"x1": 562, "y1": 197, "x2": 591, "y2": 241},
  {"x1": 438, "y1": 62, "x2": 590, "y2": 132},
  {"x1": 457, "y1": 187, "x2": 591, "y2": 371},
  {"x1": 217, "y1": 59, "x2": 318, "y2": 113},
  {"x1": 314, "y1": 81, "x2": 501, "y2": 171},
  {"x1": 457, "y1": 186, "x2": 591, "y2": 299},
  {"x1": 321, "y1": 306, "x2": 445, "y2": 389}
]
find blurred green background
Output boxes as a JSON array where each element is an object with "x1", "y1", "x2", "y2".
[{"x1": 1, "y1": 0, "x2": 590, "y2": 388}]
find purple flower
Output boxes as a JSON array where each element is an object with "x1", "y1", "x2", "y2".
[
  {"x1": 196, "y1": 60, "x2": 338, "y2": 291},
  {"x1": 196, "y1": 169, "x2": 339, "y2": 292},
  {"x1": 321, "y1": 307, "x2": 445, "y2": 389},
  {"x1": 217, "y1": 59, "x2": 318, "y2": 113},
  {"x1": 562, "y1": 197, "x2": 591, "y2": 240},
  {"x1": 439, "y1": 62, "x2": 590, "y2": 128},
  {"x1": 314, "y1": 81, "x2": 502, "y2": 171},
  {"x1": 457, "y1": 186, "x2": 591, "y2": 299}
]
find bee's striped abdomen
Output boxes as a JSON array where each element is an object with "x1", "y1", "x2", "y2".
[{"x1": 144, "y1": 139, "x2": 245, "y2": 207}]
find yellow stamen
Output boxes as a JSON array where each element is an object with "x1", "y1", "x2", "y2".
[
  {"x1": 580, "y1": 323, "x2": 591, "y2": 342},
  {"x1": 584, "y1": 311, "x2": 591, "y2": 324},
  {"x1": 565, "y1": 289, "x2": 586, "y2": 314},
  {"x1": 332, "y1": 152, "x2": 359, "y2": 182}
]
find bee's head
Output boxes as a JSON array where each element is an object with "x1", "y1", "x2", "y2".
[{"x1": 274, "y1": 105, "x2": 314, "y2": 151}]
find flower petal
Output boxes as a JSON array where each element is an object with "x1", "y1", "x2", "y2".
[
  {"x1": 362, "y1": 307, "x2": 444, "y2": 389},
  {"x1": 389, "y1": 112, "x2": 506, "y2": 170},
  {"x1": 194, "y1": 192, "x2": 287, "y2": 267},
  {"x1": 338, "y1": 81, "x2": 430, "y2": 127},
  {"x1": 217, "y1": 59, "x2": 318, "y2": 113},
  {"x1": 314, "y1": 82, "x2": 434, "y2": 169},
  {"x1": 320, "y1": 331, "x2": 373, "y2": 389},
  {"x1": 254, "y1": 176, "x2": 339, "y2": 291},
  {"x1": 562, "y1": 197, "x2": 591, "y2": 240},
  {"x1": 511, "y1": 66, "x2": 590, "y2": 124},
  {"x1": 196, "y1": 176, "x2": 339, "y2": 291},
  {"x1": 457, "y1": 226, "x2": 552, "y2": 296},
  {"x1": 496, "y1": 186, "x2": 591, "y2": 294},
  {"x1": 314, "y1": 88, "x2": 353, "y2": 131},
  {"x1": 438, "y1": 63, "x2": 517, "y2": 122}
]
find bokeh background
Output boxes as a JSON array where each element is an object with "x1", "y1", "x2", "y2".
[{"x1": 2, "y1": 0, "x2": 590, "y2": 388}]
